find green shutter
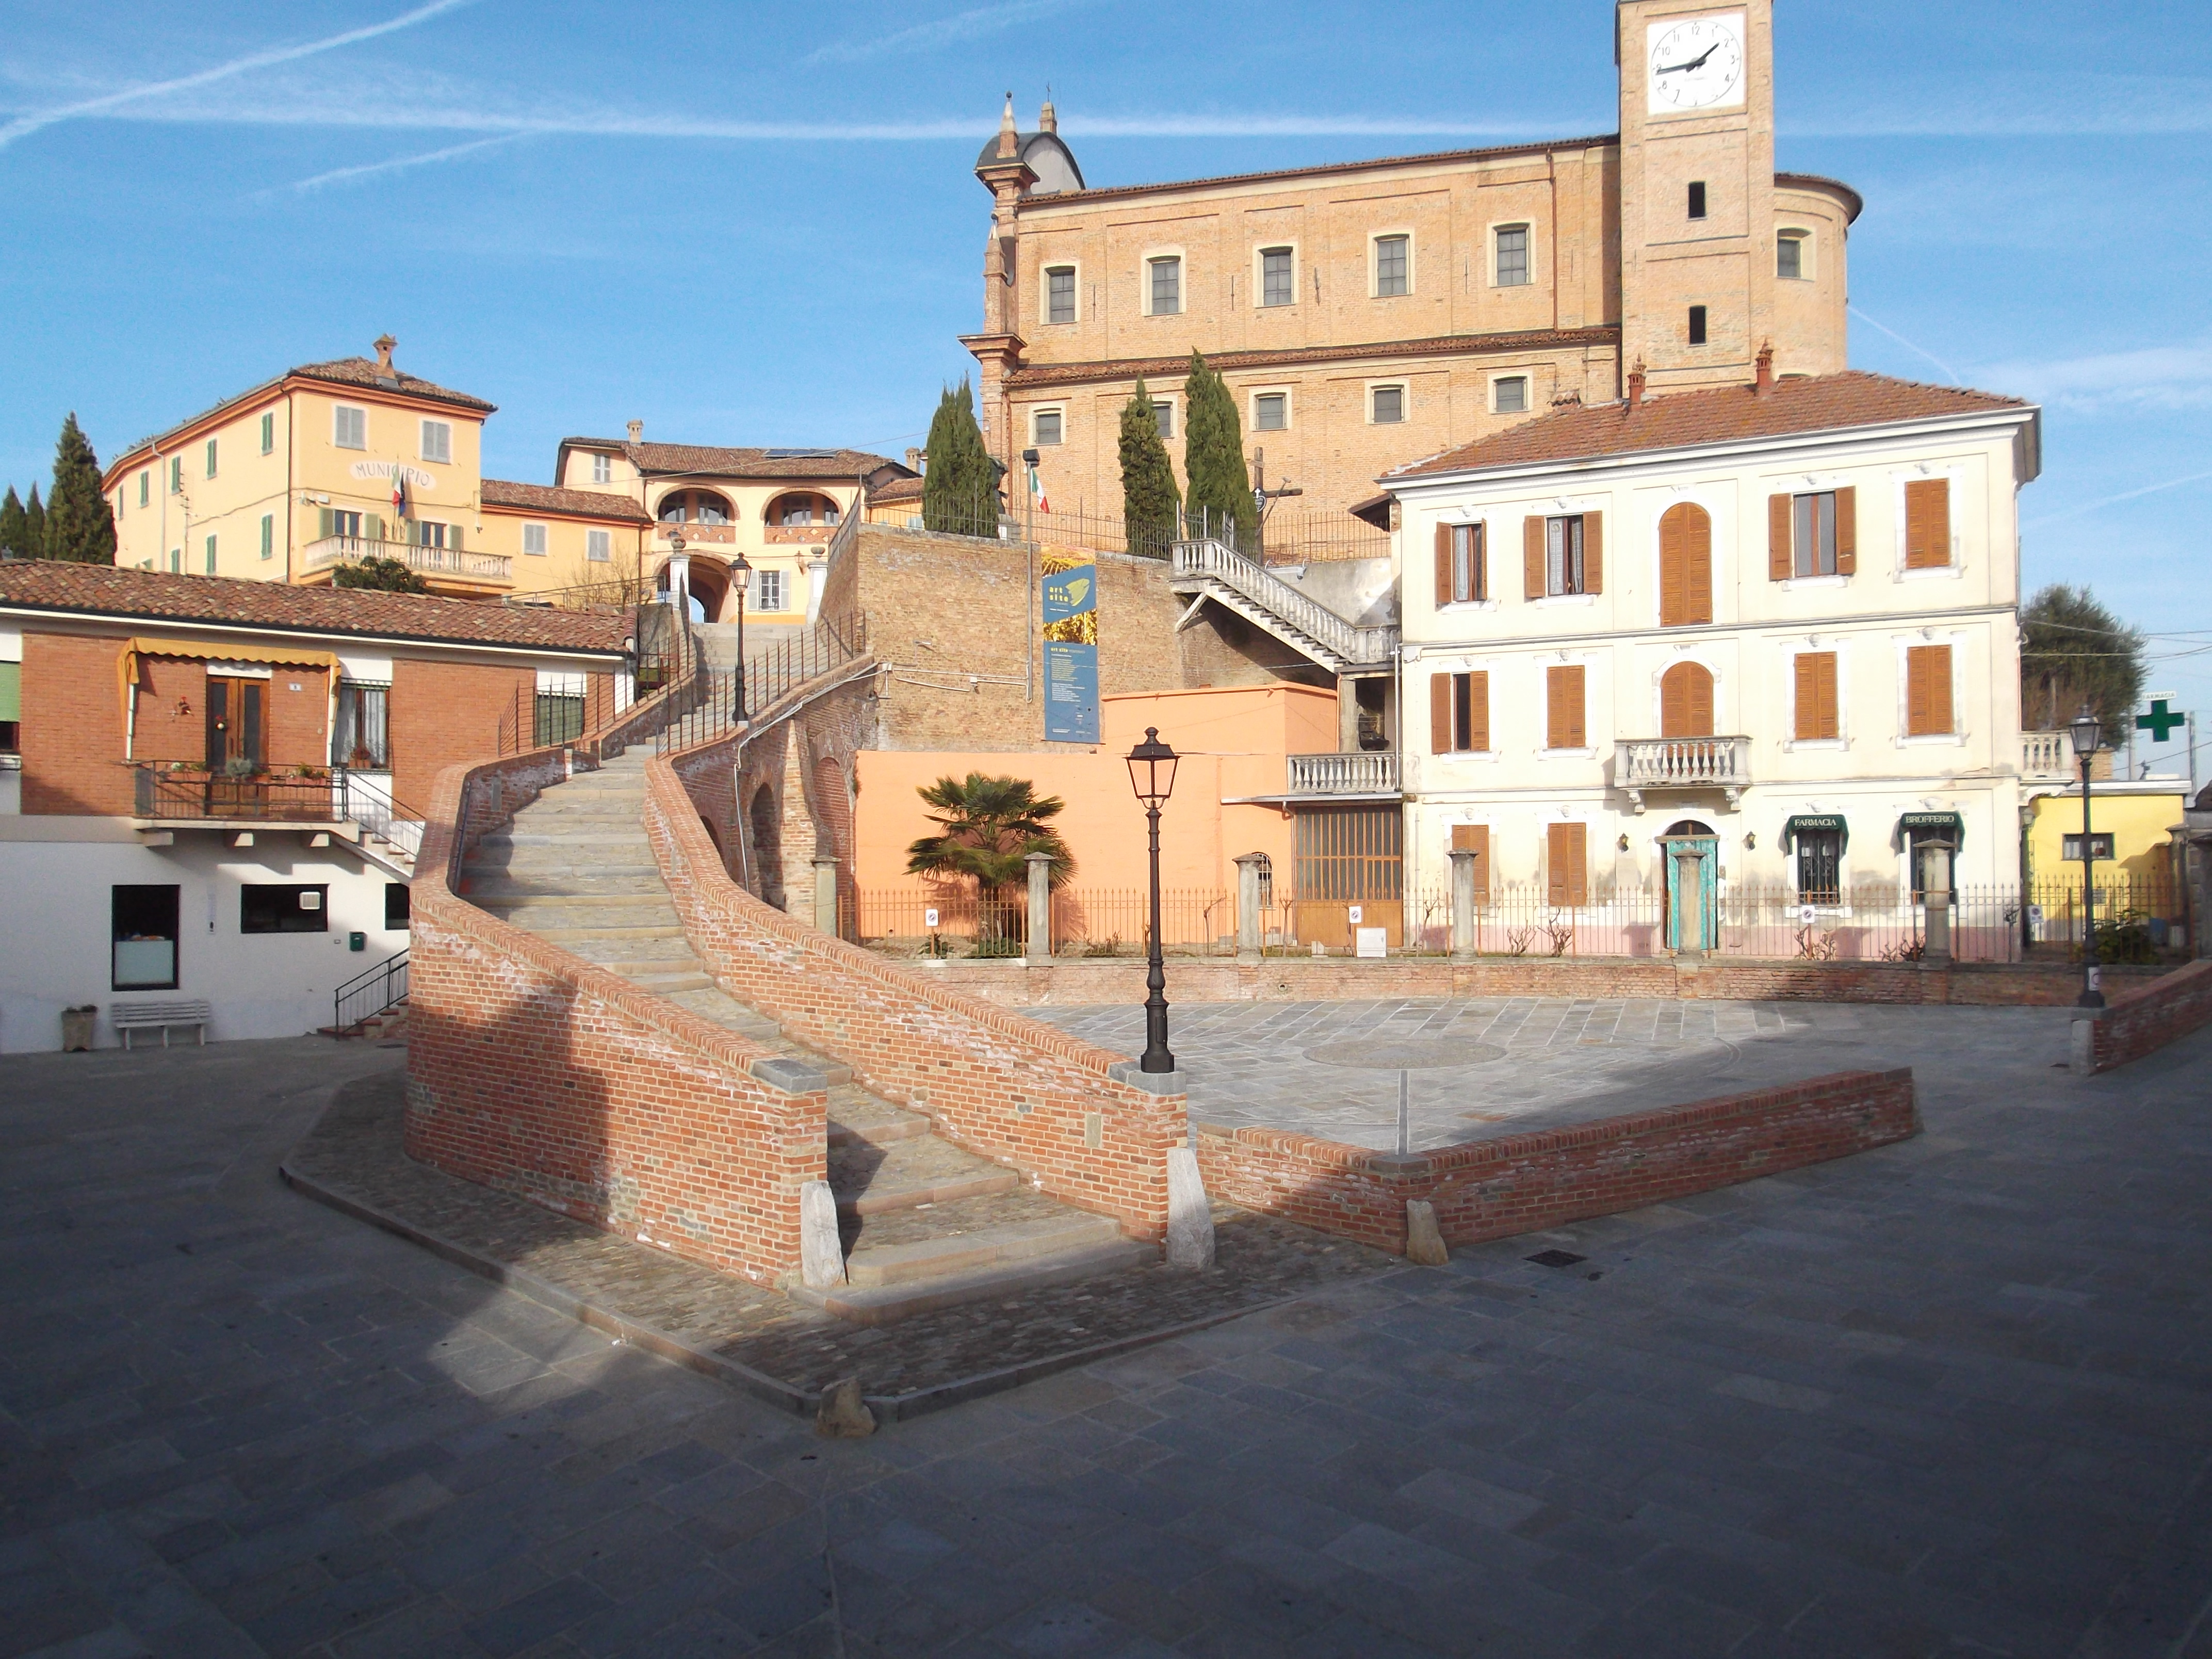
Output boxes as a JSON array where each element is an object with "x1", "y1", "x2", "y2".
[
  {"x1": 0, "y1": 661, "x2": 19, "y2": 723},
  {"x1": 259, "y1": 515, "x2": 273, "y2": 560},
  {"x1": 260, "y1": 412, "x2": 274, "y2": 454},
  {"x1": 365, "y1": 514, "x2": 383, "y2": 543},
  {"x1": 319, "y1": 508, "x2": 334, "y2": 539},
  {"x1": 448, "y1": 524, "x2": 462, "y2": 552}
]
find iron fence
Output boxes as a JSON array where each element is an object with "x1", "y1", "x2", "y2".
[
  {"x1": 332, "y1": 949, "x2": 408, "y2": 1034},
  {"x1": 133, "y1": 766, "x2": 343, "y2": 822},
  {"x1": 654, "y1": 616, "x2": 867, "y2": 756},
  {"x1": 874, "y1": 487, "x2": 1387, "y2": 567}
]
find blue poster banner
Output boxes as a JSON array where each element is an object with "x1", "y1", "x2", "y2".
[
  {"x1": 1045, "y1": 641, "x2": 1100, "y2": 743},
  {"x1": 1042, "y1": 564, "x2": 1096, "y2": 625}
]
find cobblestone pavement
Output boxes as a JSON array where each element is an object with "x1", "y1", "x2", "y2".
[
  {"x1": 4, "y1": 1023, "x2": 2210, "y2": 1658},
  {"x1": 1028, "y1": 998, "x2": 2078, "y2": 1150}
]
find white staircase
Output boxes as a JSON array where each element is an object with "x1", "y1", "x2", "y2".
[{"x1": 1169, "y1": 538, "x2": 1399, "y2": 673}]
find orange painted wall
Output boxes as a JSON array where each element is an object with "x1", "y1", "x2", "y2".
[{"x1": 852, "y1": 683, "x2": 1338, "y2": 895}]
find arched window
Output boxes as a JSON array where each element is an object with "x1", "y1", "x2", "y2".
[
  {"x1": 1660, "y1": 662, "x2": 1715, "y2": 738},
  {"x1": 658, "y1": 490, "x2": 734, "y2": 525},
  {"x1": 1658, "y1": 502, "x2": 1712, "y2": 627},
  {"x1": 770, "y1": 492, "x2": 840, "y2": 528}
]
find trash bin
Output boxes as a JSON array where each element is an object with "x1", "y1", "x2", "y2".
[{"x1": 61, "y1": 1006, "x2": 96, "y2": 1052}]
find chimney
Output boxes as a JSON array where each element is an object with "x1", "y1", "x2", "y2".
[
  {"x1": 1754, "y1": 341, "x2": 1776, "y2": 396},
  {"x1": 1626, "y1": 362, "x2": 1647, "y2": 411},
  {"x1": 997, "y1": 92, "x2": 1019, "y2": 159},
  {"x1": 905, "y1": 447, "x2": 924, "y2": 473},
  {"x1": 626, "y1": 419, "x2": 643, "y2": 444},
  {"x1": 372, "y1": 334, "x2": 395, "y2": 372},
  {"x1": 1038, "y1": 92, "x2": 1058, "y2": 135}
]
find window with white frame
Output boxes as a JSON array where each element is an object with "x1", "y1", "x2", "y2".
[
  {"x1": 1148, "y1": 255, "x2": 1181, "y2": 316},
  {"x1": 1153, "y1": 401, "x2": 1174, "y2": 440},
  {"x1": 591, "y1": 453, "x2": 612, "y2": 485},
  {"x1": 1371, "y1": 384, "x2": 1405, "y2": 424},
  {"x1": 1259, "y1": 247, "x2": 1294, "y2": 307},
  {"x1": 333, "y1": 405, "x2": 366, "y2": 450},
  {"x1": 1777, "y1": 229, "x2": 1810, "y2": 281},
  {"x1": 1045, "y1": 265, "x2": 1076, "y2": 324},
  {"x1": 1493, "y1": 376, "x2": 1529, "y2": 414},
  {"x1": 586, "y1": 529, "x2": 611, "y2": 562},
  {"x1": 420, "y1": 419, "x2": 452, "y2": 465},
  {"x1": 1254, "y1": 392, "x2": 1288, "y2": 432},
  {"x1": 1374, "y1": 234, "x2": 1409, "y2": 297},
  {"x1": 1034, "y1": 409, "x2": 1063, "y2": 446},
  {"x1": 1494, "y1": 224, "x2": 1531, "y2": 286},
  {"x1": 754, "y1": 568, "x2": 787, "y2": 612},
  {"x1": 523, "y1": 523, "x2": 548, "y2": 556}
]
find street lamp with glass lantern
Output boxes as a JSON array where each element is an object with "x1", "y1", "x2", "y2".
[
  {"x1": 1125, "y1": 726, "x2": 1180, "y2": 1072},
  {"x1": 2068, "y1": 703, "x2": 2105, "y2": 1008},
  {"x1": 729, "y1": 549, "x2": 752, "y2": 722}
]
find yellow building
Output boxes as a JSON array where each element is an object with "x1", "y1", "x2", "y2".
[
  {"x1": 2023, "y1": 762, "x2": 2186, "y2": 889},
  {"x1": 480, "y1": 480, "x2": 651, "y2": 605}
]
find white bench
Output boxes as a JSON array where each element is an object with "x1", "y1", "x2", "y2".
[{"x1": 111, "y1": 1000, "x2": 212, "y2": 1048}]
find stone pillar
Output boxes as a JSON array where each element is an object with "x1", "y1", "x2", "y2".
[
  {"x1": 1923, "y1": 843, "x2": 1953, "y2": 964},
  {"x1": 1024, "y1": 850, "x2": 1054, "y2": 966},
  {"x1": 813, "y1": 856, "x2": 840, "y2": 938},
  {"x1": 1234, "y1": 853, "x2": 1267, "y2": 963},
  {"x1": 1448, "y1": 848, "x2": 1478, "y2": 962},
  {"x1": 1166, "y1": 1147, "x2": 1215, "y2": 1270}
]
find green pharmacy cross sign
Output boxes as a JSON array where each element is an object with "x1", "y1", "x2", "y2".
[{"x1": 2136, "y1": 698, "x2": 2185, "y2": 742}]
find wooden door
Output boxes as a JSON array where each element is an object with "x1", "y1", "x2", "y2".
[{"x1": 1660, "y1": 662, "x2": 1715, "y2": 738}]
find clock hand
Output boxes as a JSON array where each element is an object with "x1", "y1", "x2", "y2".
[{"x1": 1655, "y1": 42, "x2": 1721, "y2": 74}]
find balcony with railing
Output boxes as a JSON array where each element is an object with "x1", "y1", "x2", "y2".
[
  {"x1": 302, "y1": 535, "x2": 512, "y2": 588},
  {"x1": 133, "y1": 766, "x2": 344, "y2": 823},
  {"x1": 1287, "y1": 751, "x2": 1401, "y2": 796},
  {"x1": 1619, "y1": 735, "x2": 1752, "y2": 810},
  {"x1": 2022, "y1": 730, "x2": 2072, "y2": 780}
]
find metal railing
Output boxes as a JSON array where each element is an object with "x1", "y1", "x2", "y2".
[
  {"x1": 1619, "y1": 735, "x2": 1752, "y2": 798},
  {"x1": 1288, "y1": 752, "x2": 1401, "y2": 795},
  {"x1": 1254, "y1": 506, "x2": 1392, "y2": 567},
  {"x1": 335, "y1": 770, "x2": 425, "y2": 861},
  {"x1": 654, "y1": 615, "x2": 868, "y2": 756},
  {"x1": 302, "y1": 535, "x2": 512, "y2": 584},
  {"x1": 1170, "y1": 538, "x2": 1398, "y2": 667},
  {"x1": 134, "y1": 766, "x2": 343, "y2": 821},
  {"x1": 333, "y1": 950, "x2": 408, "y2": 1035}
]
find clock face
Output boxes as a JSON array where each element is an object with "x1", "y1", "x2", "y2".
[{"x1": 1647, "y1": 13, "x2": 1746, "y2": 113}]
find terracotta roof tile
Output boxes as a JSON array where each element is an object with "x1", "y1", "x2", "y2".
[
  {"x1": 869, "y1": 476, "x2": 924, "y2": 503},
  {"x1": 288, "y1": 356, "x2": 496, "y2": 413},
  {"x1": 1386, "y1": 371, "x2": 2031, "y2": 482},
  {"x1": 561, "y1": 439, "x2": 899, "y2": 481},
  {"x1": 481, "y1": 478, "x2": 650, "y2": 522},
  {"x1": 0, "y1": 559, "x2": 628, "y2": 654}
]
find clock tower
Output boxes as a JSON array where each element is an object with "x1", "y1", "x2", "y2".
[{"x1": 1616, "y1": 0, "x2": 1780, "y2": 393}]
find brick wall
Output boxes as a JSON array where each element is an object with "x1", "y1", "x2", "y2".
[
  {"x1": 2087, "y1": 958, "x2": 2212, "y2": 1072},
  {"x1": 391, "y1": 658, "x2": 536, "y2": 810},
  {"x1": 1195, "y1": 1069, "x2": 1919, "y2": 1255},
  {"x1": 264, "y1": 665, "x2": 329, "y2": 772},
  {"x1": 131, "y1": 656, "x2": 208, "y2": 766},
  {"x1": 407, "y1": 743, "x2": 828, "y2": 1284},
  {"x1": 650, "y1": 714, "x2": 1183, "y2": 1239},
  {"x1": 22, "y1": 630, "x2": 131, "y2": 815}
]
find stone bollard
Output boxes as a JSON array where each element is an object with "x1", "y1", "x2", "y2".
[
  {"x1": 799, "y1": 1180, "x2": 845, "y2": 1289},
  {"x1": 1024, "y1": 849, "x2": 1055, "y2": 967},
  {"x1": 815, "y1": 1377, "x2": 876, "y2": 1438},
  {"x1": 1448, "y1": 848, "x2": 1478, "y2": 962},
  {"x1": 1166, "y1": 1147, "x2": 1215, "y2": 1270},
  {"x1": 812, "y1": 856, "x2": 840, "y2": 939},
  {"x1": 1234, "y1": 853, "x2": 1267, "y2": 964},
  {"x1": 1404, "y1": 1200, "x2": 1449, "y2": 1266}
]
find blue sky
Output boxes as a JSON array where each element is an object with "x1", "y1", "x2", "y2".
[{"x1": 4, "y1": 0, "x2": 2210, "y2": 777}]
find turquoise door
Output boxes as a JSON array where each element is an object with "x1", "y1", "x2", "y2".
[{"x1": 1664, "y1": 836, "x2": 1720, "y2": 952}]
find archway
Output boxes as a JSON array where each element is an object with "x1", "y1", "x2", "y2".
[
  {"x1": 1659, "y1": 817, "x2": 1719, "y2": 954},
  {"x1": 1660, "y1": 661, "x2": 1715, "y2": 738},
  {"x1": 766, "y1": 491, "x2": 842, "y2": 529},
  {"x1": 749, "y1": 783, "x2": 784, "y2": 908},
  {"x1": 813, "y1": 756, "x2": 855, "y2": 940},
  {"x1": 658, "y1": 489, "x2": 736, "y2": 526},
  {"x1": 1658, "y1": 502, "x2": 1712, "y2": 627},
  {"x1": 655, "y1": 557, "x2": 730, "y2": 625}
]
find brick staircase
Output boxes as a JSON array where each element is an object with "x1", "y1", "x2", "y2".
[{"x1": 460, "y1": 746, "x2": 1148, "y2": 1322}]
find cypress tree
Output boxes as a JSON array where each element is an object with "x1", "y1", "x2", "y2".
[
  {"x1": 921, "y1": 380, "x2": 998, "y2": 536},
  {"x1": 1180, "y1": 351, "x2": 1255, "y2": 549},
  {"x1": 1117, "y1": 377, "x2": 1180, "y2": 558},
  {"x1": 0, "y1": 487, "x2": 25, "y2": 559},
  {"x1": 44, "y1": 413, "x2": 116, "y2": 564},
  {"x1": 23, "y1": 484, "x2": 46, "y2": 560}
]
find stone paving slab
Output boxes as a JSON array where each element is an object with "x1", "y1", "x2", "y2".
[
  {"x1": 283, "y1": 1068, "x2": 1395, "y2": 1412},
  {"x1": 1030, "y1": 996, "x2": 2077, "y2": 1151}
]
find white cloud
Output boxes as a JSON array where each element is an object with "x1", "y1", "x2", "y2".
[
  {"x1": 263, "y1": 132, "x2": 527, "y2": 197},
  {"x1": 807, "y1": 0, "x2": 1084, "y2": 66},
  {"x1": 1973, "y1": 340, "x2": 2212, "y2": 414}
]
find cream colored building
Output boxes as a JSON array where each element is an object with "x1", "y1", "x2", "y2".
[
  {"x1": 964, "y1": 0, "x2": 1858, "y2": 543},
  {"x1": 1384, "y1": 368, "x2": 2043, "y2": 941}
]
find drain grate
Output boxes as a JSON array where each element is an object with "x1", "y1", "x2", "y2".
[{"x1": 1525, "y1": 1249, "x2": 1587, "y2": 1268}]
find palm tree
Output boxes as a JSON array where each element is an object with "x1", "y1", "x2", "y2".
[{"x1": 905, "y1": 774, "x2": 1075, "y2": 944}]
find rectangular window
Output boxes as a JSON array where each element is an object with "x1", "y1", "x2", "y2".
[
  {"x1": 1434, "y1": 521, "x2": 1485, "y2": 605},
  {"x1": 2062, "y1": 832, "x2": 2115, "y2": 864},
  {"x1": 1688, "y1": 305, "x2": 1708, "y2": 346},
  {"x1": 1254, "y1": 393, "x2": 1287, "y2": 432},
  {"x1": 1793, "y1": 652, "x2": 1839, "y2": 741},
  {"x1": 260, "y1": 412, "x2": 274, "y2": 454},
  {"x1": 241, "y1": 884, "x2": 328, "y2": 935},
  {"x1": 1688, "y1": 181, "x2": 1707, "y2": 220},
  {"x1": 1046, "y1": 265, "x2": 1076, "y2": 324},
  {"x1": 138, "y1": 470, "x2": 150, "y2": 507},
  {"x1": 203, "y1": 534, "x2": 217, "y2": 575},
  {"x1": 413, "y1": 521, "x2": 448, "y2": 549},
  {"x1": 333, "y1": 680, "x2": 391, "y2": 768},
  {"x1": 591, "y1": 453, "x2": 612, "y2": 485},
  {"x1": 385, "y1": 883, "x2": 411, "y2": 930},
  {"x1": 170, "y1": 457, "x2": 182, "y2": 494},
  {"x1": 1794, "y1": 491, "x2": 1838, "y2": 577},
  {"x1": 204, "y1": 438, "x2": 218, "y2": 478},
  {"x1": 168, "y1": 549, "x2": 181, "y2": 573},
  {"x1": 1371, "y1": 385, "x2": 1404, "y2": 424},
  {"x1": 1777, "y1": 232, "x2": 1807, "y2": 281},
  {"x1": 534, "y1": 671, "x2": 586, "y2": 746},
  {"x1": 587, "y1": 529, "x2": 611, "y2": 562},
  {"x1": 522, "y1": 523, "x2": 548, "y2": 556},
  {"x1": 1546, "y1": 664, "x2": 1587, "y2": 750},
  {"x1": 1796, "y1": 829, "x2": 1843, "y2": 903},
  {"x1": 1429, "y1": 670, "x2": 1489, "y2": 754},
  {"x1": 1260, "y1": 247, "x2": 1294, "y2": 307},
  {"x1": 333, "y1": 405, "x2": 366, "y2": 449},
  {"x1": 1153, "y1": 401, "x2": 1174, "y2": 440},
  {"x1": 1375, "y1": 234, "x2": 1409, "y2": 297},
  {"x1": 420, "y1": 420, "x2": 451, "y2": 465},
  {"x1": 1547, "y1": 515, "x2": 1586, "y2": 596},
  {"x1": 1034, "y1": 409, "x2": 1063, "y2": 446},
  {"x1": 1495, "y1": 224, "x2": 1530, "y2": 286},
  {"x1": 326, "y1": 509, "x2": 363, "y2": 541},
  {"x1": 1450, "y1": 824, "x2": 1491, "y2": 902},
  {"x1": 1905, "y1": 477, "x2": 1951, "y2": 568},
  {"x1": 259, "y1": 514, "x2": 273, "y2": 561},
  {"x1": 1546, "y1": 822, "x2": 1588, "y2": 907},
  {"x1": 1493, "y1": 376, "x2": 1528, "y2": 414},
  {"x1": 755, "y1": 569, "x2": 787, "y2": 612},
  {"x1": 1906, "y1": 645, "x2": 1954, "y2": 737},
  {"x1": 112, "y1": 884, "x2": 180, "y2": 990},
  {"x1": 1148, "y1": 256, "x2": 1181, "y2": 316}
]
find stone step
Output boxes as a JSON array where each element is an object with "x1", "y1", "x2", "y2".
[
  {"x1": 827, "y1": 1098, "x2": 932, "y2": 1148},
  {"x1": 839, "y1": 1192, "x2": 1126, "y2": 1287},
  {"x1": 479, "y1": 832, "x2": 653, "y2": 849},
  {"x1": 808, "y1": 1237, "x2": 1153, "y2": 1326},
  {"x1": 607, "y1": 967, "x2": 714, "y2": 993},
  {"x1": 464, "y1": 860, "x2": 663, "y2": 879},
  {"x1": 528, "y1": 923, "x2": 689, "y2": 944},
  {"x1": 462, "y1": 875, "x2": 669, "y2": 899},
  {"x1": 476, "y1": 893, "x2": 675, "y2": 913},
  {"x1": 829, "y1": 1132, "x2": 1018, "y2": 1216},
  {"x1": 576, "y1": 951, "x2": 704, "y2": 975}
]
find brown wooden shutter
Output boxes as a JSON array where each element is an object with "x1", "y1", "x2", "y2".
[
  {"x1": 1905, "y1": 478, "x2": 1949, "y2": 568},
  {"x1": 1795, "y1": 651, "x2": 1839, "y2": 740},
  {"x1": 1685, "y1": 506, "x2": 1711, "y2": 622},
  {"x1": 1523, "y1": 515, "x2": 1545, "y2": 599},
  {"x1": 1434, "y1": 523, "x2": 1452, "y2": 607},
  {"x1": 1906, "y1": 644, "x2": 1953, "y2": 736},
  {"x1": 1470, "y1": 522, "x2": 1487, "y2": 601},
  {"x1": 1582, "y1": 511, "x2": 1602, "y2": 594},
  {"x1": 1429, "y1": 672, "x2": 1451, "y2": 753},
  {"x1": 1768, "y1": 492, "x2": 1793, "y2": 580},
  {"x1": 1547, "y1": 822, "x2": 1587, "y2": 906},
  {"x1": 1661, "y1": 662, "x2": 1714, "y2": 738},
  {"x1": 1659, "y1": 506, "x2": 1686, "y2": 627},
  {"x1": 1834, "y1": 486, "x2": 1857, "y2": 575},
  {"x1": 1547, "y1": 664, "x2": 1585, "y2": 749},
  {"x1": 1451, "y1": 823, "x2": 1491, "y2": 901},
  {"x1": 1467, "y1": 670, "x2": 1490, "y2": 753},
  {"x1": 1687, "y1": 663, "x2": 1713, "y2": 736}
]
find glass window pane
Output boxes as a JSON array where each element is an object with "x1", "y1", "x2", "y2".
[
  {"x1": 1496, "y1": 226, "x2": 1528, "y2": 286},
  {"x1": 1036, "y1": 410, "x2": 1062, "y2": 445},
  {"x1": 1255, "y1": 394, "x2": 1286, "y2": 431},
  {"x1": 1372, "y1": 386, "x2": 1403, "y2": 424},
  {"x1": 1047, "y1": 267, "x2": 1076, "y2": 323},
  {"x1": 1150, "y1": 257, "x2": 1179, "y2": 315},
  {"x1": 1376, "y1": 235, "x2": 1408, "y2": 296},
  {"x1": 1153, "y1": 402, "x2": 1174, "y2": 439},
  {"x1": 1778, "y1": 235, "x2": 1803, "y2": 280},
  {"x1": 1261, "y1": 248, "x2": 1293, "y2": 306},
  {"x1": 1495, "y1": 377, "x2": 1528, "y2": 413}
]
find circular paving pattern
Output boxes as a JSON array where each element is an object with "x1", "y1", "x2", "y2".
[{"x1": 1303, "y1": 1038, "x2": 1507, "y2": 1070}]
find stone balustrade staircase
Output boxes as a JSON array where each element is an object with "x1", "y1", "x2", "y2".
[{"x1": 458, "y1": 747, "x2": 1148, "y2": 1322}]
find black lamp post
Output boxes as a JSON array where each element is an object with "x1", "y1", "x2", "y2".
[
  {"x1": 1126, "y1": 726, "x2": 1180, "y2": 1072},
  {"x1": 729, "y1": 549, "x2": 752, "y2": 722},
  {"x1": 2069, "y1": 703, "x2": 2105, "y2": 1008}
]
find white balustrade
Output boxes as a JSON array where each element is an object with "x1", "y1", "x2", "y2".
[{"x1": 1287, "y1": 752, "x2": 1401, "y2": 794}]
